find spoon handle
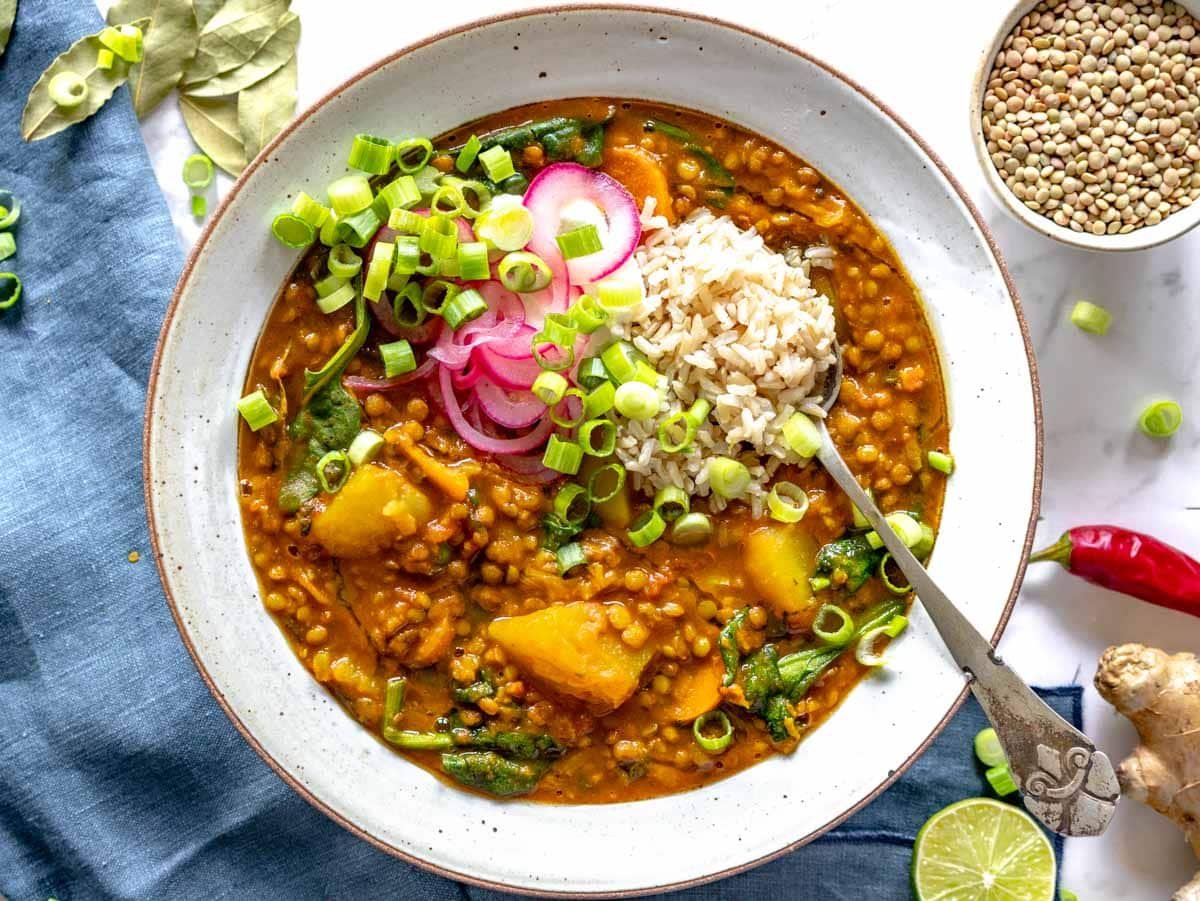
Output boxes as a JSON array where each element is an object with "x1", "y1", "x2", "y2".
[{"x1": 814, "y1": 423, "x2": 1119, "y2": 837}]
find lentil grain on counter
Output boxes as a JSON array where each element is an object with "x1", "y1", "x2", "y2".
[
  {"x1": 982, "y1": 0, "x2": 1200, "y2": 235},
  {"x1": 237, "y1": 100, "x2": 949, "y2": 803}
]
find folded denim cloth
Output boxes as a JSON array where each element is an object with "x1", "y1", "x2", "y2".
[{"x1": 0, "y1": 2, "x2": 1077, "y2": 899}]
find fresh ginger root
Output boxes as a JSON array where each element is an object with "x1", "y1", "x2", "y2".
[{"x1": 1095, "y1": 644, "x2": 1200, "y2": 901}]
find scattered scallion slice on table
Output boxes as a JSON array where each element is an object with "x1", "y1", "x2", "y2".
[
  {"x1": 0, "y1": 272, "x2": 23, "y2": 311},
  {"x1": 182, "y1": 153, "x2": 215, "y2": 191},
  {"x1": 973, "y1": 727, "x2": 1006, "y2": 768},
  {"x1": 1070, "y1": 299, "x2": 1112, "y2": 335},
  {"x1": 49, "y1": 72, "x2": 89, "y2": 108},
  {"x1": 0, "y1": 233, "x2": 14, "y2": 263},
  {"x1": 1138, "y1": 399, "x2": 1182, "y2": 438}
]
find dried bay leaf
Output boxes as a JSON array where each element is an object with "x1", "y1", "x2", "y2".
[
  {"x1": 181, "y1": 0, "x2": 289, "y2": 87},
  {"x1": 238, "y1": 53, "x2": 296, "y2": 162},
  {"x1": 183, "y1": 10, "x2": 297, "y2": 99},
  {"x1": 107, "y1": 0, "x2": 199, "y2": 118},
  {"x1": 0, "y1": 0, "x2": 17, "y2": 58},
  {"x1": 181, "y1": 94, "x2": 246, "y2": 175},
  {"x1": 193, "y1": 0, "x2": 225, "y2": 28},
  {"x1": 21, "y1": 30, "x2": 136, "y2": 141}
]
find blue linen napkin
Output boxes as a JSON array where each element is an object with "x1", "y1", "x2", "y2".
[{"x1": 0, "y1": 3, "x2": 1078, "y2": 898}]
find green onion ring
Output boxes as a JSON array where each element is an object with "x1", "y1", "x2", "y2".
[
  {"x1": 1139, "y1": 399, "x2": 1183, "y2": 438},
  {"x1": 394, "y1": 137, "x2": 434, "y2": 174},
  {"x1": 381, "y1": 676, "x2": 407, "y2": 743},
  {"x1": 271, "y1": 213, "x2": 315, "y2": 249},
  {"x1": 316, "y1": 450, "x2": 352, "y2": 494},
  {"x1": 348, "y1": 133, "x2": 394, "y2": 175},
  {"x1": 542, "y1": 435, "x2": 583, "y2": 475},
  {"x1": 49, "y1": 72, "x2": 88, "y2": 108},
  {"x1": 421, "y1": 280, "x2": 461, "y2": 316},
  {"x1": 182, "y1": 154, "x2": 215, "y2": 191},
  {"x1": 706, "y1": 456, "x2": 750, "y2": 499},
  {"x1": 498, "y1": 251, "x2": 553, "y2": 293},
  {"x1": 812, "y1": 604, "x2": 854, "y2": 646},
  {"x1": 587, "y1": 463, "x2": 626, "y2": 504},
  {"x1": 556, "y1": 542, "x2": 588, "y2": 576},
  {"x1": 627, "y1": 508, "x2": 666, "y2": 547},
  {"x1": 550, "y1": 388, "x2": 586, "y2": 429},
  {"x1": 579, "y1": 418, "x2": 617, "y2": 457},
  {"x1": 653, "y1": 486, "x2": 689, "y2": 523},
  {"x1": 553, "y1": 484, "x2": 591, "y2": 526},
  {"x1": 692, "y1": 709, "x2": 733, "y2": 754},
  {"x1": 430, "y1": 183, "x2": 467, "y2": 219},
  {"x1": 766, "y1": 481, "x2": 809, "y2": 523},
  {"x1": 0, "y1": 272, "x2": 22, "y2": 310},
  {"x1": 0, "y1": 233, "x2": 14, "y2": 262},
  {"x1": 657, "y1": 411, "x2": 696, "y2": 453},
  {"x1": 393, "y1": 283, "x2": 426, "y2": 328},
  {"x1": 532, "y1": 371, "x2": 569, "y2": 406},
  {"x1": 878, "y1": 553, "x2": 912, "y2": 596},
  {"x1": 669, "y1": 511, "x2": 713, "y2": 546},
  {"x1": 328, "y1": 244, "x2": 363, "y2": 279},
  {"x1": 854, "y1": 626, "x2": 890, "y2": 668},
  {"x1": 0, "y1": 191, "x2": 21, "y2": 230}
]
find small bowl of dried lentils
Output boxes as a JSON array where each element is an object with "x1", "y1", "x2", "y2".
[{"x1": 973, "y1": 0, "x2": 1200, "y2": 249}]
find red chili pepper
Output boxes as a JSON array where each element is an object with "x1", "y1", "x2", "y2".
[{"x1": 1030, "y1": 525, "x2": 1200, "y2": 616}]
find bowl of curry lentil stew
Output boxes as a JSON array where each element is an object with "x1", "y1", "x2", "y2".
[{"x1": 146, "y1": 7, "x2": 1040, "y2": 895}]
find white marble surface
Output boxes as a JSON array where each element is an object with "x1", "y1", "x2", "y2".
[{"x1": 117, "y1": 0, "x2": 1200, "y2": 895}]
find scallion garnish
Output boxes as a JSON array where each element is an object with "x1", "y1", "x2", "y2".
[
  {"x1": 363, "y1": 242, "x2": 393, "y2": 302},
  {"x1": 96, "y1": 48, "x2": 115, "y2": 70},
  {"x1": 290, "y1": 191, "x2": 329, "y2": 228},
  {"x1": 314, "y1": 273, "x2": 348, "y2": 298},
  {"x1": 556, "y1": 542, "x2": 588, "y2": 576},
  {"x1": 0, "y1": 273, "x2": 21, "y2": 311},
  {"x1": 986, "y1": 764, "x2": 1018, "y2": 797},
  {"x1": 1070, "y1": 300, "x2": 1112, "y2": 335},
  {"x1": 327, "y1": 174, "x2": 374, "y2": 216},
  {"x1": 98, "y1": 23, "x2": 143, "y2": 62},
  {"x1": 236, "y1": 389, "x2": 278, "y2": 431},
  {"x1": 577, "y1": 357, "x2": 610, "y2": 391},
  {"x1": 614, "y1": 381, "x2": 659, "y2": 420},
  {"x1": 475, "y1": 196, "x2": 533, "y2": 251},
  {"x1": 812, "y1": 604, "x2": 854, "y2": 645},
  {"x1": 394, "y1": 137, "x2": 434, "y2": 174},
  {"x1": 555, "y1": 223, "x2": 602, "y2": 259},
  {"x1": 348, "y1": 133, "x2": 393, "y2": 174},
  {"x1": 0, "y1": 233, "x2": 13, "y2": 262},
  {"x1": 692, "y1": 710, "x2": 733, "y2": 754},
  {"x1": 587, "y1": 463, "x2": 626, "y2": 504},
  {"x1": 419, "y1": 214, "x2": 459, "y2": 260},
  {"x1": 391, "y1": 282, "x2": 425, "y2": 328},
  {"x1": 442, "y1": 287, "x2": 488, "y2": 330},
  {"x1": 430, "y1": 183, "x2": 467, "y2": 219},
  {"x1": 0, "y1": 192, "x2": 21, "y2": 230},
  {"x1": 927, "y1": 450, "x2": 954, "y2": 475},
  {"x1": 316, "y1": 281, "x2": 356, "y2": 314},
  {"x1": 531, "y1": 314, "x2": 578, "y2": 372},
  {"x1": 347, "y1": 429, "x2": 385, "y2": 466},
  {"x1": 271, "y1": 213, "x2": 315, "y2": 249},
  {"x1": 669, "y1": 512, "x2": 712, "y2": 546},
  {"x1": 542, "y1": 435, "x2": 583, "y2": 475},
  {"x1": 569, "y1": 293, "x2": 608, "y2": 334},
  {"x1": 865, "y1": 512, "x2": 924, "y2": 550},
  {"x1": 421, "y1": 280, "x2": 460, "y2": 316},
  {"x1": 316, "y1": 450, "x2": 352, "y2": 494},
  {"x1": 393, "y1": 236, "x2": 420, "y2": 275},
  {"x1": 781, "y1": 412, "x2": 822, "y2": 459},
  {"x1": 532, "y1": 371, "x2": 569, "y2": 406},
  {"x1": 579, "y1": 418, "x2": 617, "y2": 457},
  {"x1": 380, "y1": 339, "x2": 416, "y2": 378},
  {"x1": 582, "y1": 381, "x2": 616, "y2": 420},
  {"x1": 652, "y1": 485, "x2": 689, "y2": 522},
  {"x1": 497, "y1": 251, "x2": 552, "y2": 293},
  {"x1": 627, "y1": 508, "x2": 666, "y2": 547},
  {"x1": 333, "y1": 206, "x2": 382, "y2": 248},
  {"x1": 456, "y1": 134, "x2": 482, "y2": 173},
  {"x1": 766, "y1": 481, "x2": 809, "y2": 523},
  {"x1": 1139, "y1": 399, "x2": 1182, "y2": 438},
  {"x1": 456, "y1": 241, "x2": 490, "y2": 282},
  {"x1": 595, "y1": 278, "x2": 642, "y2": 311},
  {"x1": 182, "y1": 154, "x2": 215, "y2": 191},
  {"x1": 49, "y1": 72, "x2": 88, "y2": 108},
  {"x1": 478, "y1": 145, "x2": 516, "y2": 182},
  {"x1": 327, "y1": 243, "x2": 363, "y2": 279},
  {"x1": 553, "y1": 484, "x2": 591, "y2": 526},
  {"x1": 599, "y1": 340, "x2": 643, "y2": 384},
  {"x1": 707, "y1": 456, "x2": 750, "y2": 499}
]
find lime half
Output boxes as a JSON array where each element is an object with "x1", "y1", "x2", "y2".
[{"x1": 912, "y1": 797, "x2": 1056, "y2": 900}]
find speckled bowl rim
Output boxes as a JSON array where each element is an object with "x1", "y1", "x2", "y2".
[
  {"x1": 969, "y1": 0, "x2": 1200, "y2": 252},
  {"x1": 143, "y1": 5, "x2": 1043, "y2": 897}
]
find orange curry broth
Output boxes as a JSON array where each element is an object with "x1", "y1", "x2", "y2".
[{"x1": 237, "y1": 99, "x2": 948, "y2": 803}]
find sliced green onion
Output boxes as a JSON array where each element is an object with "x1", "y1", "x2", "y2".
[
  {"x1": 556, "y1": 542, "x2": 588, "y2": 576},
  {"x1": 884, "y1": 614, "x2": 909, "y2": 638},
  {"x1": 420, "y1": 214, "x2": 459, "y2": 259},
  {"x1": 627, "y1": 508, "x2": 666, "y2": 547},
  {"x1": 318, "y1": 211, "x2": 340, "y2": 247},
  {"x1": 809, "y1": 576, "x2": 832, "y2": 592},
  {"x1": 99, "y1": 24, "x2": 143, "y2": 62},
  {"x1": 0, "y1": 233, "x2": 14, "y2": 262},
  {"x1": 236, "y1": 389, "x2": 278, "y2": 431},
  {"x1": 393, "y1": 236, "x2": 420, "y2": 276},
  {"x1": 854, "y1": 626, "x2": 890, "y2": 667},
  {"x1": 633, "y1": 361, "x2": 660, "y2": 387},
  {"x1": 707, "y1": 456, "x2": 750, "y2": 499},
  {"x1": 878, "y1": 553, "x2": 912, "y2": 596},
  {"x1": 388, "y1": 207, "x2": 426, "y2": 235},
  {"x1": 387, "y1": 271, "x2": 410, "y2": 294},
  {"x1": 653, "y1": 486, "x2": 689, "y2": 522},
  {"x1": 437, "y1": 257, "x2": 461, "y2": 278},
  {"x1": 692, "y1": 710, "x2": 733, "y2": 754},
  {"x1": 413, "y1": 164, "x2": 441, "y2": 199},
  {"x1": 289, "y1": 192, "x2": 329, "y2": 229},
  {"x1": 0, "y1": 192, "x2": 21, "y2": 230},
  {"x1": 614, "y1": 381, "x2": 659, "y2": 420},
  {"x1": 498, "y1": 251, "x2": 553, "y2": 293},
  {"x1": 600, "y1": 340, "x2": 644, "y2": 384},
  {"x1": 583, "y1": 381, "x2": 616, "y2": 420},
  {"x1": 456, "y1": 134, "x2": 483, "y2": 173},
  {"x1": 587, "y1": 463, "x2": 626, "y2": 504},
  {"x1": 316, "y1": 450, "x2": 351, "y2": 494},
  {"x1": 49, "y1": 72, "x2": 88, "y2": 108},
  {"x1": 363, "y1": 242, "x2": 393, "y2": 302},
  {"x1": 475, "y1": 196, "x2": 533, "y2": 251},
  {"x1": 532, "y1": 315, "x2": 578, "y2": 372},
  {"x1": 0, "y1": 273, "x2": 21, "y2": 310},
  {"x1": 685, "y1": 398, "x2": 712, "y2": 427},
  {"x1": 533, "y1": 371, "x2": 569, "y2": 405},
  {"x1": 812, "y1": 604, "x2": 855, "y2": 645},
  {"x1": 927, "y1": 450, "x2": 954, "y2": 475},
  {"x1": 866, "y1": 512, "x2": 923, "y2": 550},
  {"x1": 443, "y1": 288, "x2": 488, "y2": 330},
  {"x1": 974, "y1": 727, "x2": 1007, "y2": 768},
  {"x1": 271, "y1": 213, "x2": 315, "y2": 249},
  {"x1": 767, "y1": 481, "x2": 809, "y2": 523},
  {"x1": 1139, "y1": 399, "x2": 1183, "y2": 438},
  {"x1": 327, "y1": 174, "x2": 374, "y2": 216},
  {"x1": 192, "y1": 198, "x2": 210, "y2": 220},
  {"x1": 97, "y1": 47, "x2": 115, "y2": 70},
  {"x1": 316, "y1": 281, "x2": 356, "y2": 314},
  {"x1": 782, "y1": 412, "x2": 822, "y2": 459},
  {"x1": 1070, "y1": 300, "x2": 1112, "y2": 335},
  {"x1": 577, "y1": 357, "x2": 610, "y2": 390},
  {"x1": 393, "y1": 282, "x2": 426, "y2": 327},
  {"x1": 445, "y1": 178, "x2": 491, "y2": 218},
  {"x1": 852, "y1": 489, "x2": 874, "y2": 530},
  {"x1": 556, "y1": 224, "x2": 602, "y2": 259},
  {"x1": 348, "y1": 430, "x2": 385, "y2": 466},
  {"x1": 913, "y1": 523, "x2": 936, "y2": 559},
  {"x1": 348, "y1": 133, "x2": 393, "y2": 174},
  {"x1": 479, "y1": 145, "x2": 516, "y2": 182},
  {"x1": 394, "y1": 137, "x2": 434, "y2": 174},
  {"x1": 333, "y1": 207, "x2": 381, "y2": 248},
  {"x1": 373, "y1": 175, "x2": 422, "y2": 218},
  {"x1": 553, "y1": 483, "x2": 591, "y2": 525},
  {"x1": 986, "y1": 763, "x2": 1018, "y2": 797},
  {"x1": 657, "y1": 412, "x2": 696, "y2": 453},
  {"x1": 381, "y1": 676, "x2": 407, "y2": 741},
  {"x1": 182, "y1": 154, "x2": 215, "y2": 190},
  {"x1": 670, "y1": 511, "x2": 713, "y2": 546},
  {"x1": 551, "y1": 389, "x2": 586, "y2": 429},
  {"x1": 380, "y1": 339, "x2": 416, "y2": 378},
  {"x1": 543, "y1": 435, "x2": 583, "y2": 475},
  {"x1": 1060, "y1": 891, "x2": 1079, "y2": 901},
  {"x1": 569, "y1": 294, "x2": 608, "y2": 334},
  {"x1": 328, "y1": 244, "x2": 363, "y2": 278},
  {"x1": 579, "y1": 418, "x2": 617, "y2": 456},
  {"x1": 430, "y1": 183, "x2": 467, "y2": 219},
  {"x1": 456, "y1": 241, "x2": 490, "y2": 281},
  {"x1": 315, "y1": 273, "x2": 348, "y2": 298},
  {"x1": 422, "y1": 280, "x2": 460, "y2": 315},
  {"x1": 595, "y1": 277, "x2": 644, "y2": 311}
]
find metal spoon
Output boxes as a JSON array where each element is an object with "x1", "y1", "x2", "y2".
[{"x1": 812, "y1": 345, "x2": 1119, "y2": 837}]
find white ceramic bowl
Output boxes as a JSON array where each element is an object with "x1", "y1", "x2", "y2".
[
  {"x1": 971, "y1": 0, "x2": 1200, "y2": 251},
  {"x1": 145, "y1": 7, "x2": 1042, "y2": 896}
]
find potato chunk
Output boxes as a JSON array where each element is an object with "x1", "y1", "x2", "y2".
[
  {"x1": 662, "y1": 653, "x2": 724, "y2": 723},
  {"x1": 744, "y1": 523, "x2": 819, "y2": 618},
  {"x1": 488, "y1": 602, "x2": 653, "y2": 713},
  {"x1": 310, "y1": 464, "x2": 432, "y2": 558}
]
